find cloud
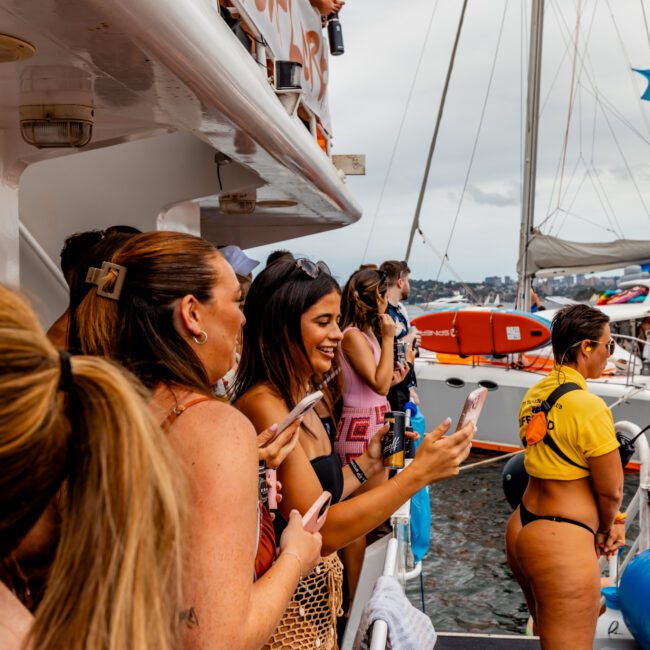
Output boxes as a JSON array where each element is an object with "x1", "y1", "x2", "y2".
[{"x1": 467, "y1": 181, "x2": 520, "y2": 206}]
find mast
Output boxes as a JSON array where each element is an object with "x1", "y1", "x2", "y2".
[
  {"x1": 517, "y1": 0, "x2": 544, "y2": 311},
  {"x1": 404, "y1": 0, "x2": 469, "y2": 263}
]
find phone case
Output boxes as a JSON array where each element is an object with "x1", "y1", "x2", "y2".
[
  {"x1": 456, "y1": 387, "x2": 488, "y2": 431},
  {"x1": 301, "y1": 491, "x2": 332, "y2": 533}
]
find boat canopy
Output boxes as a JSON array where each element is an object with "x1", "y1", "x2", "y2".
[{"x1": 518, "y1": 234, "x2": 650, "y2": 278}]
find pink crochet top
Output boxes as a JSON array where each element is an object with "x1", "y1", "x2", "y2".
[{"x1": 339, "y1": 327, "x2": 389, "y2": 409}]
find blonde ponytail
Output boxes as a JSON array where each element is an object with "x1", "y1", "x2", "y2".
[{"x1": 0, "y1": 285, "x2": 184, "y2": 650}]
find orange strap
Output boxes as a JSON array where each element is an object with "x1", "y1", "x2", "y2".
[{"x1": 160, "y1": 396, "x2": 214, "y2": 431}]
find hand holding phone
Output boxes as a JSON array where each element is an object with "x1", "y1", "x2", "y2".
[
  {"x1": 276, "y1": 391, "x2": 323, "y2": 434},
  {"x1": 456, "y1": 387, "x2": 488, "y2": 431},
  {"x1": 301, "y1": 491, "x2": 332, "y2": 533}
]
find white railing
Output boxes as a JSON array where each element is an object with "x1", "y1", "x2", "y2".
[{"x1": 601, "y1": 422, "x2": 650, "y2": 581}]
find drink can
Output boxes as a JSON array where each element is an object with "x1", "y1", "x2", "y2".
[
  {"x1": 258, "y1": 460, "x2": 268, "y2": 507},
  {"x1": 383, "y1": 411, "x2": 406, "y2": 469}
]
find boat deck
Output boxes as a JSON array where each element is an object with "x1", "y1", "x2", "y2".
[{"x1": 437, "y1": 632, "x2": 539, "y2": 648}]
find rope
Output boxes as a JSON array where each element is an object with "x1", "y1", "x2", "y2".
[
  {"x1": 360, "y1": 0, "x2": 441, "y2": 263},
  {"x1": 556, "y1": 0, "x2": 581, "y2": 212},
  {"x1": 460, "y1": 449, "x2": 523, "y2": 472},
  {"x1": 434, "y1": 0, "x2": 509, "y2": 282}
]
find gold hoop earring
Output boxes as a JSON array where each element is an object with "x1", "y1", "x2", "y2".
[{"x1": 193, "y1": 330, "x2": 208, "y2": 345}]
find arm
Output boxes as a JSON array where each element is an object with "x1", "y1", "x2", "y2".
[
  {"x1": 341, "y1": 322, "x2": 395, "y2": 396},
  {"x1": 588, "y1": 450, "x2": 624, "y2": 552},
  {"x1": 0, "y1": 582, "x2": 32, "y2": 650},
  {"x1": 238, "y1": 391, "x2": 474, "y2": 556},
  {"x1": 169, "y1": 402, "x2": 317, "y2": 650}
]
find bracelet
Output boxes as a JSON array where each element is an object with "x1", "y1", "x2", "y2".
[
  {"x1": 614, "y1": 512, "x2": 627, "y2": 524},
  {"x1": 349, "y1": 459, "x2": 367, "y2": 484},
  {"x1": 282, "y1": 551, "x2": 303, "y2": 578}
]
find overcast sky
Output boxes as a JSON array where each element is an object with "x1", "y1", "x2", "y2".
[{"x1": 249, "y1": 0, "x2": 650, "y2": 283}]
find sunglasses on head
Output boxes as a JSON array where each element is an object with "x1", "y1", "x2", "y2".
[{"x1": 295, "y1": 258, "x2": 331, "y2": 279}]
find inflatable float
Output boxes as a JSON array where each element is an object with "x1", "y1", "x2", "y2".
[{"x1": 412, "y1": 307, "x2": 551, "y2": 356}]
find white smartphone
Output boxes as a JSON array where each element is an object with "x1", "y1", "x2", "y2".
[
  {"x1": 455, "y1": 387, "x2": 488, "y2": 431},
  {"x1": 276, "y1": 390, "x2": 324, "y2": 434},
  {"x1": 301, "y1": 491, "x2": 332, "y2": 534}
]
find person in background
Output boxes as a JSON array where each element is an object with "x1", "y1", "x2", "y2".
[
  {"x1": 233, "y1": 258, "x2": 475, "y2": 648},
  {"x1": 506, "y1": 304, "x2": 624, "y2": 648},
  {"x1": 47, "y1": 225, "x2": 141, "y2": 348},
  {"x1": 219, "y1": 245, "x2": 260, "y2": 306},
  {"x1": 266, "y1": 249, "x2": 295, "y2": 267},
  {"x1": 310, "y1": 0, "x2": 345, "y2": 16},
  {"x1": 0, "y1": 285, "x2": 184, "y2": 650},
  {"x1": 71, "y1": 231, "x2": 322, "y2": 649},
  {"x1": 380, "y1": 259, "x2": 420, "y2": 410}
]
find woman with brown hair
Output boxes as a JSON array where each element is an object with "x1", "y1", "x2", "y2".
[
  {"x1": 335, "y1": 268, "x2": 407, "y2": 467},
  {"x1": 0, "y1": 284, "x2": 184, "y2": 650},
  {"x1": 506, "y1": 304, "x2": 625, "y2": 648},
  {"x1": 233, "y1": 258, "x2": 475, "y2": 649},
  {"x1": 72, "y1": 231, "x2": 322, "y2": 649}
]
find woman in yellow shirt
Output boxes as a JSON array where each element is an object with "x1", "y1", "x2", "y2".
[{"x1": 506, "y1": 304, "x2": 625, "y2": 649}]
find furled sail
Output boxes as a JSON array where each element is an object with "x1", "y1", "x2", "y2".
[{"x1": 518, "y1": 233, "x2": 650, "y2": 278}]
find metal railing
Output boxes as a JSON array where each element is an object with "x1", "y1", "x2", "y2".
[{"x1": 601, "y1": 422, "x2": 650, "y2": 582}]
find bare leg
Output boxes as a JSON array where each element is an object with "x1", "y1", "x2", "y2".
[
  {"x1": 505, "y1": 508, "x2": 538, "y2": 628},
  {"x1": 516, "y1": 521, "x2": 600, "y2": 650}
]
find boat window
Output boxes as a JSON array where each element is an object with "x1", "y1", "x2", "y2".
[
  {"x1": 478, "y1": 380, "x2": 499, "y2": 391},
  {"x1": 445, "y1": 377, "x2": 465, "y2": 388}
]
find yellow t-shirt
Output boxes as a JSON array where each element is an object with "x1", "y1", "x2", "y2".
[{"x1": 518, "y1": 365, "x2": 619, "y2": 480}]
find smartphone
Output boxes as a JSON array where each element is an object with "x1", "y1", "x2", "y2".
[
  {"x1": 276, "y1": 390, "x2": 324, "y2": 434},
  {"x1": 455, "y1": 387, "x2": 488, "y2": 431},
  {"x1": 301, "y1": 491, "x2": 332, "y2": 533}
]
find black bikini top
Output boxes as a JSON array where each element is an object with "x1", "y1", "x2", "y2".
[{"x1": 274, "y1": 416, "x2": 344, "y2": 539}]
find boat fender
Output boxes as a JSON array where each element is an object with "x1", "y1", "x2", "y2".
[
  {"x1": 501, "y1": 453, "x2": 528, "y2": 511},
  {"x1": 618, "y1": 549, "x2": 650, "y2": 648}
]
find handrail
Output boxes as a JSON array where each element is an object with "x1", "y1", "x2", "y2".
[
  {"x1": 18, "y1": 222, "x2": 68, "y2": 292},
  {"x1": 603, "y1": 423, "x2": 650, "y2": 579},
  {"x1": 368, "y1": 538, "x2": 399, "y2": 650}
]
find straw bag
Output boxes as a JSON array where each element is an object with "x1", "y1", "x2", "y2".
[{"x1": 264, "y1": 553, "x2": 344, "y2": 650}]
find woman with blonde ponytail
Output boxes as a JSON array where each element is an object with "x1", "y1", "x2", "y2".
[
  {"x1": 71, "y1": 230, "x2": 322, "y2": 649},
  {"x1": 0, "y1": 284, "x2": 184, "y2": 650}
]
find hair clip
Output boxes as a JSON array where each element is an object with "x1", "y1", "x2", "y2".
[{"x1": 86, "y1": 261, "x2": 127, "y2": 301}]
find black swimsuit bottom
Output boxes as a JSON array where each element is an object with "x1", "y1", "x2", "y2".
[{"x1": 520, "y1": 501, "x2": 595, "y2": 537}]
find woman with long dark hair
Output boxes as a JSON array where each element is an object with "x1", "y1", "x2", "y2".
[
  {"x1": 506, "y1": 304, "x2": 624, "y2": 648},
  {"x1": 233, "y1": 258, "x2": 475, "y2": 649},
  {"x1": 72, "y1": 231, "x2": 322, "y2": 649}
]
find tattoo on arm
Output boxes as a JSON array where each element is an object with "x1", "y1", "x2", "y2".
[{"x1": 179, "y1": 607, "x2": 199, "y2": 629}]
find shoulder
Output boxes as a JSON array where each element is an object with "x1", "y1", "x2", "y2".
[
  {"x1": 167, "y1": 395, "x2": 257, "y2": 455},
  {"x1": 235, "y1": 383, "x2": 289, "y2": 432}
]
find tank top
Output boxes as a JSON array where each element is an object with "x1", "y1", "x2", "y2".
[
  {"x1": 274, "y1": 416, "x2": 344, "y2": 539},
  {"x1": 339, "y1": 327, "x2": 390, "y2": 409},
  {"x1": 161, "y1": 396, "x2": 276, "y2": 579}
]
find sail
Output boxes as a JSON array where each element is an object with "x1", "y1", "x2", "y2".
[{"x1": 518, "y1": 234, "x2": 650, "y2": 278}]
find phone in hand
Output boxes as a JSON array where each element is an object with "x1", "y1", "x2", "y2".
[
  {"x1": 276, "y1": 391, "x2": 324, "y2": 434},
  {"x1": 456, "y1": 387, "x2": 488, "y2": 431},
  {"x1": 301, "y1": 491, "x2": 332, "y2": 533}
]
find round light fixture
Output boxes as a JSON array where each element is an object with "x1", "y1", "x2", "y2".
[{"x1": 0, "y1": 34, "x2": 36, "y2": 63}]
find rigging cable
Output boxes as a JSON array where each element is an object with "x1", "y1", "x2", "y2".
[
  {"x1": 432, "y1": 0, "x2": 510, "y2": 282},
  {"x1": 641, "y1": 0, "x2": 650, "y2": 49},
  {"x1": 359, "y1": 0, "x2": 441, "y2": 264},
  {"x1": 403, "y1": 0, "x2": 469, "y2": 263},
  {"x1": 605, "y1": 0, "x2": 650, "y2": 140},
  {"x1": 555, "y1": 0, "x2": 582, "y2": 212}
]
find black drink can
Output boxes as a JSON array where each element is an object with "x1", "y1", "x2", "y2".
[
  {"x1": 258, "y1": 460, "x2": 268, "y2": 507},
  {"x1": 382, "y1": 411, "x2": 406, "y2": 469}
]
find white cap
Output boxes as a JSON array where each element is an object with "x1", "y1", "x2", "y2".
[{"x1": 219, "y1": 245, "x2": 260, "y2": 276}]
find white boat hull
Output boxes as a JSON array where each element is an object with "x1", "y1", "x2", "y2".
[{"x1": 414, "y1": 358, "x2": 650, "y2": 452}]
